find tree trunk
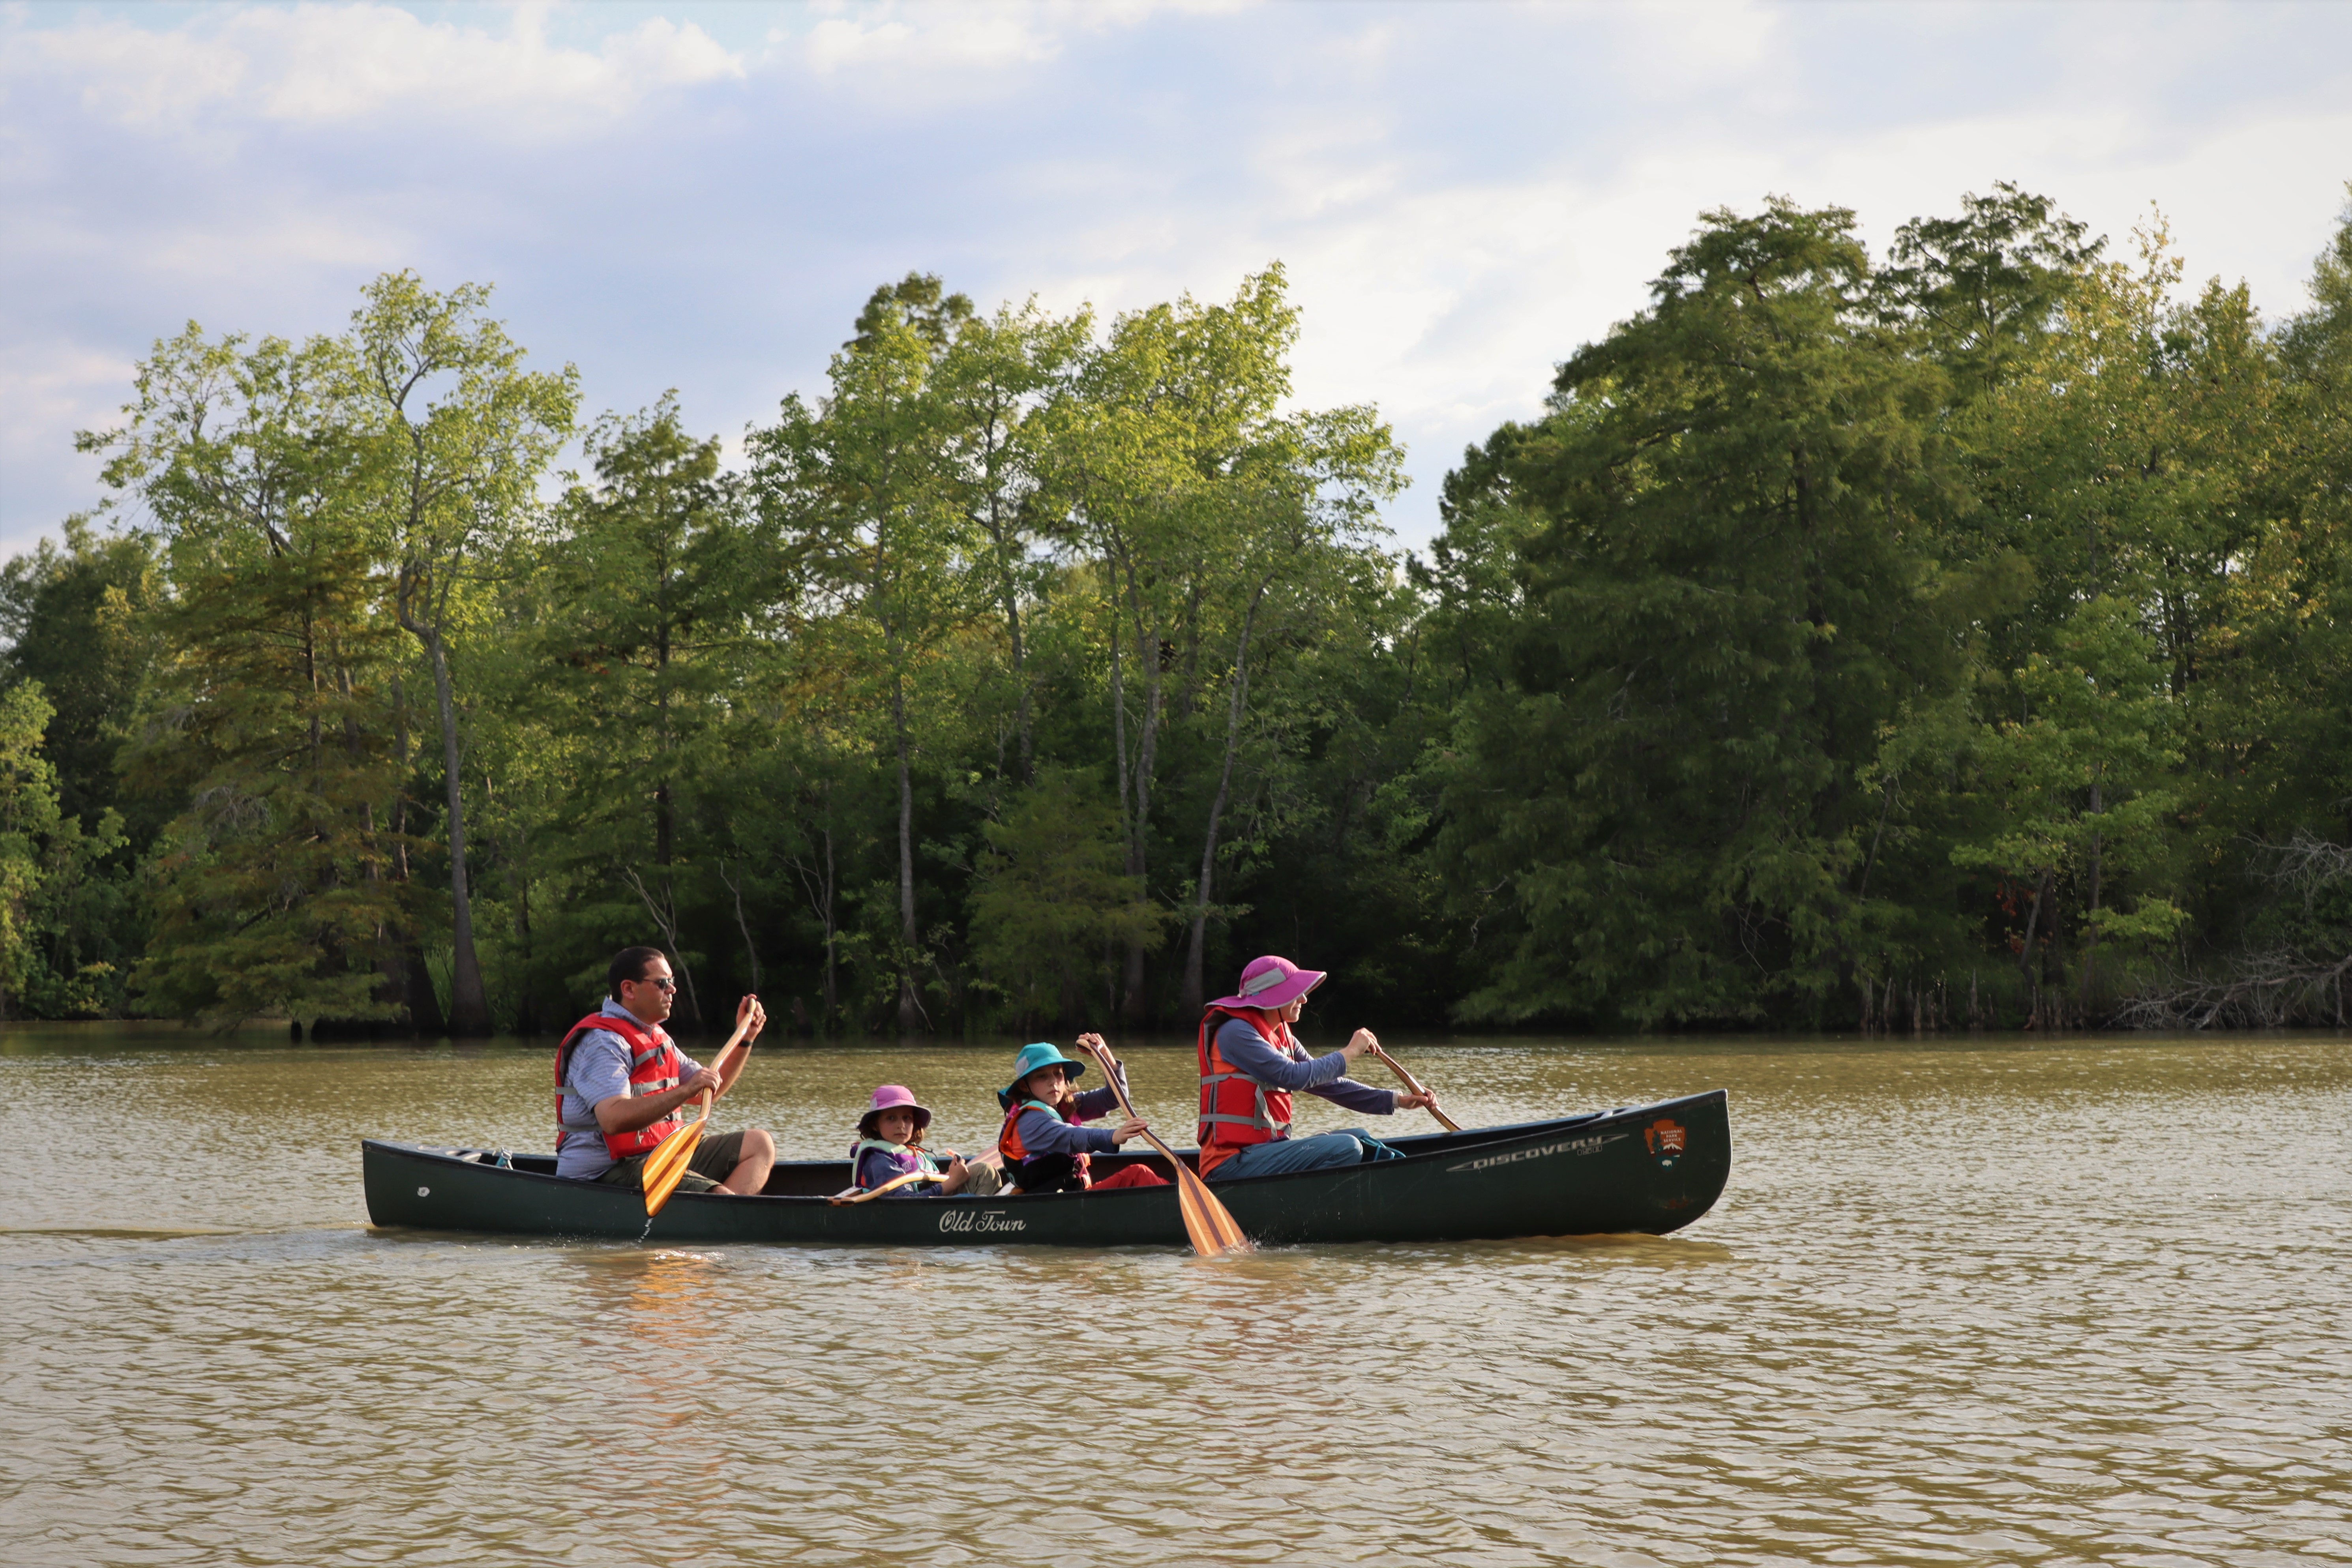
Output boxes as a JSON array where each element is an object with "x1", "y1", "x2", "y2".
[
  {"x1": 1103, "y1": 550, "x2": 1144, "y2": 1025},
  {"x1": 721, "y1": 860, "x2": 761, "y2": 992},
  {"x1": 2080, "y1": 774, "x2": 2104, "y2": 1008},
  {"x1": 2017, "y1": 869, "x2": 2054, "y2": 1017},
  {"x1": 420, "y1": 625, "x2": 491, "y2": 1035},
  {"x1": 1008, "y1": 590, "x2": 1034, "y2": 786},
  {"x1": 379, "y1": 672, "x2": 428, "y2": 1030},
  {"x1": 623, "y1": 867, "x2": 703, "y2": 1028},
  {"x1": 1118, "y1": 559, "x2": 1166, "y2": 1028},
  {"x1": 892, "y1": 658, "x2": 922, "y2": 1032},
  {"x1": 512, "y1": 842, "x2": 536, "y2": 1035},
  {"x1": 821, "y1": 825, "x2": 839, "y2": 1029},
  {"x1": 985, "y1": 484, "x2": 1036, "y2": 785},
  {"x1": 1181, "y1": 585, "x2": 1265, "y2": 1017},
  {"x1": 407, "y1": 936, "x2": 444, "y2": 1035}
]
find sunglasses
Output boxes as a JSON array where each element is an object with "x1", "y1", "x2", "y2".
[{"x1": 632, "y1": 976, "x2": 677, "y2": 992}]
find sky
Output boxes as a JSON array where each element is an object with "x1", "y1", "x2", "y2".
[{"x1": 4, "y1": 0, "x2": 2351, "y2": 561}]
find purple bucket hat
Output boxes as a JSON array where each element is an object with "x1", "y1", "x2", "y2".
[
  {"x1": 1209, "y1": 955, "x2": 1327, "y2": 1013},
  {"x1": 856, "y1": 1084, "x2": 934, "y2": 1141}
]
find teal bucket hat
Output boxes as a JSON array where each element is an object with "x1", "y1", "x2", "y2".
[{"x1": 998, "y1": 1041, "x2": 1088, "y2": 1109}]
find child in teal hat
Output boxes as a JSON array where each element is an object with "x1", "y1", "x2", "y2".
[{"x1": 995, "y1": 1033, "x2": 1168, "y2": 1195}]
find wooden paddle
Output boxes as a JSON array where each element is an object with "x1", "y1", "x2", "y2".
[
  {"x1": 640, "y1": 1085, "x2": 714, "y2": 1216},
  {"x1": 1366, "y1": 1042, "x2": 1460, "y2": 1132},
  {"x1": 828, "y1": 1169, "x2": 947, "y2": 1205},
  {"x1": 1074, "y1": 1035, "x2": 1252, "y2": 1258},
  {"x1": 641, "y1": 1003, "x2": 765, "y2": 1217}
]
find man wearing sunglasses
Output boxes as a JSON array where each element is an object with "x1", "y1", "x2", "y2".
[{"x1": 553, "y1": 945, "x2": 776, "y2": 1195}]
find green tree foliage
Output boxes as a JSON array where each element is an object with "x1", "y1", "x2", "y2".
[
  {"x1": 1423, "y1": 188, "x2": 2352, "y2": 1029},
  {"x1": 0, "y1": 518, "x2": 163, "y2": 834},
  {"x1": 524, "y1": 397, "x2": 766, "y2": 1027},
  {"x1": 750, "y1": 281, "x2": 981, "y2": 1030},
  {"x1": 967, "y1": 769, "x2": 1167, "y2": 1027},
  {"x1": 1878, "y1": 180, "x2": 2104, "y2": 395},
  {"x1": 0, "y1": 682, "x2": 128, "y2": 1017},
  {"x1": 15, "y1": 189, "x2": 2352, "y2": 1035},
  {"x1": 125, "y1": 542, "x2": 410, "y2": 1032},
  {"x1": 1429, "y1": 200, "x2": 1977, "y2": 1024},
  {"x1": 346, "y1": 273, "x2": 578, "y2": 1034},
  {"x1": 84, "y1": 322, "x2": 417, "y2": 1031}
]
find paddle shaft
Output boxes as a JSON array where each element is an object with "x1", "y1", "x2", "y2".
[
  {"x1": 1367, "y1": 1043, "x2": 1459, "y2": 1132},
  {"x1": 1081, "y1": 1047, "x2": 1184, "y2": 1169},
  {"x1": 653, "y1": 1023, "x2": 759, "y2": 1147},
  {"x1": 830, "y1": 1169, "x2": 946, "y2": 1204}
]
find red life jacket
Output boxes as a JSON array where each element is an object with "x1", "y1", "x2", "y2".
[
  {"x1": 553, "y1": 1010, "x2": 684, "y2": 1160},
  {"x1": 1197, "y1": 1007, "x2": 1295, "y2": 1150},
  {"x1": 998, "y1": 1098, "x2": 1091, "y2": 1189}
]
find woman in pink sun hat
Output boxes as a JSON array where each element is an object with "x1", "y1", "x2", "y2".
[{"x1": 1194, "y1": 955, "x2": 1441, "y2": 1182}]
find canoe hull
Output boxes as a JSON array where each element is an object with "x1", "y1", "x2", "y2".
[{"x1": 362, "y1": 1089, "x2": 1730, "y2": 1248}]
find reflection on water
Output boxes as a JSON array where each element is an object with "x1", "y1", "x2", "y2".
[{"x1": 2, "y1": 1027, "x2": 2349, "y2": 1565}]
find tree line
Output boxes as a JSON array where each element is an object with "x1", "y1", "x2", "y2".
[{"x1": 4, "y1": 183, "x2": 2350, "y2": 1036}]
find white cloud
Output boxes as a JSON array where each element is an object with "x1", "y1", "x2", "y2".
[
  {"x1": 0, "y1": 340, "x2": 133, "y2": 553},
  {"x1": 4, "y1": 0, "x2": 2350, "y2": 555},
  {"x1": 785, "y1": 0, "x2": 1245, "y2": 84},
  {"x1": 800, "y1": 10, "x2": 1060, "y2": 74},
  {"x1": 8, "y1": 2, "x2": 744, "y2": 131},
  {"x1": 24, "y1": 16, "x2": 251, "y2": 125},
  {"x1": 1015, "y1": 82, "x2": 2352, "y2": 540},
  {"x1": 1602, "y1": 0, "x2": 1786, "y2": 103}
]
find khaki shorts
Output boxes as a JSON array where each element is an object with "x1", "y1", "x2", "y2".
[{"x1": 594, "y1": 1130, "x2": 749, "y2": 1194}]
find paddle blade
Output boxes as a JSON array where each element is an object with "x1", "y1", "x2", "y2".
[
  {"x1": 639, "y1": 1109, "x2": 707, "y2": 1218},
  {"x1": 1170, "y1": 1161, "x2": 1253, "y2": 1257},
  {"x1": 1076, "y1": 1037, "x2": 1253, "y2": 1258}
]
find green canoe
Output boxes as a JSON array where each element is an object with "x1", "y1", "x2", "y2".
[{"x1": 363, "y1": 1089, "x2": 1730, "y2": 1248}]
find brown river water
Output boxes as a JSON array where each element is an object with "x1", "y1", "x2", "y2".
[{"x1": 1, "y1": 1027, "x2": 2347, "y2": 1566}]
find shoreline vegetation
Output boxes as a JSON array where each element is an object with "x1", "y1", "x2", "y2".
[{"x1": 4, "y1": 183, "x2": 2351, "y2": 1040}]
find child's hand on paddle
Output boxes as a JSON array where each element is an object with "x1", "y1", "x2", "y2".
[
  {"x1": 735, "y1": 994, "x2": 766, "y2": 1041},
  {"x1": 1396, "y1": 1091, "x2": 1439, "y2": 1112},
  {"x1": 1110, "y1": 1117, "x2": 1148, "y2": 1146},
  {"x1": 1075, "y1": 1030, "x2": 1107, "y2": 1056},
  {"x1": 1342, "y1": 1028, "x2": 1379, "y2": 1063}
]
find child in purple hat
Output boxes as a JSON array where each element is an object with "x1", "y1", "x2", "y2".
[
  {"x1": 850, "y1": 1085, "x2": 971, "y2": 1196},
  {"x1": 1195, "y1": 955, "x2": 1441, "y2": 1182}
]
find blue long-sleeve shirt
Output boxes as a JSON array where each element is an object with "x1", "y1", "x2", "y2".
[
  {"x1": 1010, "y1": 1082, "x2": 1124, "y2": 1158},
  {"x1": 1213, "y1": 1017, "x2": 1399, "y2": 1119}
]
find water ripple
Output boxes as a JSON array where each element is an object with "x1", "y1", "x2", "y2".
[{"x1": 1, "y1": 1034, "x2": 2348, "y2": 1564}]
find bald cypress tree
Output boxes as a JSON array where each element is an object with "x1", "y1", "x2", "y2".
[
  {"x1": 88, "y1": 326, "x2": 416, "y2": 1033},
  {"x1": 1432, "y1": 200, "x2": 1977, "y2": 1025}
]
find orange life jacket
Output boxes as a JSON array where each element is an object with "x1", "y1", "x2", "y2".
[
  {"x1": 1197, "y1": 1007, "x2": 1295, "y2": 1151},
  {"x1": 998, "y1": 1098, "x2": 1091, "y2": 1189},
  {"x1": 553, "y1": 1010, "x2": 684, "y2": 1159}
]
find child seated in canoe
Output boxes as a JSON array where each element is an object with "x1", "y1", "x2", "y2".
[
  {"x1": 851, "y1": 1085, "x2": 972, "y2": 1197},
  {"x1": 997, "y1": 1036, "x2": 1169, "y2": 1195}
]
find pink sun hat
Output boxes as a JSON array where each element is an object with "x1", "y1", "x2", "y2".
[
  {"x1": 857, "y1": 1084, "x2": 934, "y2": 1141},
  {"x1": 1210, "y1": 955, "x2": 1327, "y2": 1013}
]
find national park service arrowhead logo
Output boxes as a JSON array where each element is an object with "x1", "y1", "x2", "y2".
[{"x1": 1644, "y1": 1118, "x2": 1686, "y2": 1165}]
